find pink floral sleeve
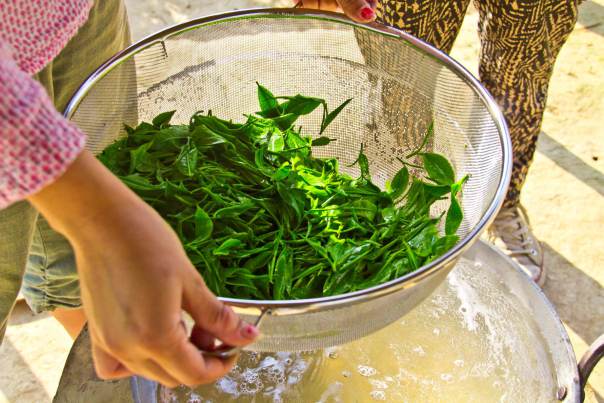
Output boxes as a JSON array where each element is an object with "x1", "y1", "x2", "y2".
[
  {"x1": 0, "y1": 0, "x2": 93, "y2": 208},
  {"x1": 0, "y1": 44, "x2": 87, "y2": 208}
]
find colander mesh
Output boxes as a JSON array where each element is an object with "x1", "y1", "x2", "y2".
[{"x1": 67, "y1": 13, "x2": 508, "y2": 351}]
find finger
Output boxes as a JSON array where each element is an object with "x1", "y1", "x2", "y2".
[
  {"x1": 338, "y1": 0, "x2": 376, "y2": 22},
  {"x1": 150, "y1": 321, "x2": 227, "y2": 386},
  {"x1": 190, "y1": 325, "x2": 216, "y2": 351},
  {"x1": 93, "y1": 342, "x2": 181, "y2": 388},
  {"x1": 300, "y1": 0, "x2": 319, "y2": 9},
  {"x1": 320, "y1": 0, "x2": 340, "y2": 12},
  {"x1": 92, "y1": 343, "x2": 133, "y2": 380},
  {"x1": 182, "y1": 271, "x2": 258, "y2": 347},
  {"x1": 156, "y1": 331, "x2": 237, "y2": 387},
  {"x1": 91, "y1": 329, "x2": 182, "y2": 387},
  {"x1": 200, "y1": 354, "x2": 239, "y2": 382}
]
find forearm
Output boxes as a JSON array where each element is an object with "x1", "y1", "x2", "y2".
[{"x1": 27, "y1": 150, "x2": 143, "y2": 240}]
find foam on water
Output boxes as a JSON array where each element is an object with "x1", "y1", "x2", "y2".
[
  {"x1": 158, "y1": 256, "x2": 558, "y2": 402},
  {"x1": 358, "y1": 365, "x2": 378, "y2": 377}
]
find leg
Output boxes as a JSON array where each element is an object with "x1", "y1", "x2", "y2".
[
  {"x1": 479, "y1": 0, "x2": 580, "y2": 284},
  {"x1": 23, "y1": 214, "x2": 85, "y2": 339},
  {"x1": 51, "y1": 308, "x2": 87, "y2": 339},
  {"x1": 377, "y1": 0, "x2": 472, "y2": 53},
  {"x1": 474, "y1": 0, "x2": 580, "y2": 207},
  {"x1": 22, "y1": 0, "x2": 131, "y2": 338},
  {"x1": 49, "y1": 0, "x2": 131, "y2": 113},
  {"x1": 0, "y1": 202, "x2": 38, "y2": 343}
]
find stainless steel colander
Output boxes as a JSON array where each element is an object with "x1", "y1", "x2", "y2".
[{"x1": 64, "y1": 8, "x2": 512, "y2": 352}]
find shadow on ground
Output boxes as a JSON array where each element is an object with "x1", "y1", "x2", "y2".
[
  {"x1": 542, "y1": 242, "x2": 604, "y2": 345},
  {"x1": 7, "y1": 302, "x2": 49, "y2": 326},
  {"x1": 0, "y1": 338, "x2": 50, "y2": 402},
  {"x1": 579, "y1": 1, "x2": 604, "y2": 36},
  {"x1": 538, "y1": 132, "x2": 604, "y2": 197}
]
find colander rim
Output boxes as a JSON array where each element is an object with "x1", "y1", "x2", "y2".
[{"x1": 64, "y1": 8, "x2": 512, "y2": 312}]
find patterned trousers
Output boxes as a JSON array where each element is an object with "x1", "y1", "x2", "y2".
[{"x1": 376, "y1": 0, "x2": 580, "y2": 207}]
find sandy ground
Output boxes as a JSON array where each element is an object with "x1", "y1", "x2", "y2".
[{"x1": 0, "y1": 1, "x2": 602, "y2": 402}]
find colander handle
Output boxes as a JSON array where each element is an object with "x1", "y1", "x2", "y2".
[
  {"x1": 199, "y1": 309, "x2": 269, "y2": 359},
  {"x1": 578, "y1": 334, "x2": 604, "y2": 401}
]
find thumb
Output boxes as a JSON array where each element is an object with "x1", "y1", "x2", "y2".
[
  {"x1": 182, "y1": 270, "x2": 259, "y2": 347},
  {"x1": 338, "y1": 0, "x2": 376, "y2": 22}
]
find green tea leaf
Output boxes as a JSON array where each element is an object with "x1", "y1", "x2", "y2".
[
  {"x1": 268, "y1": 130, "x2": 285, "y2": 152},
  {"x1": 381, "y1": 206, "x2": 397, "y2": 223},
  {"x1": 306, "y1": 239, "x2": 331, "y2": 263},
  {"x1": 257, "y1": 82, "x2": 279, "y2": 116},
  {"x1": 311, "y1": 136, "x2": 335, "y2": 147},
  {"x1": 244, "y1": 251, "x2": 273, "y2": 272},
  {"x1": 192, "y1": 125, "x2": 229, "y2": 147},
  {"x1": 272, "y1": 164, "x2": 291, "y2": 181},
  {"x1": 389, "y1": 166, "x2": 409, "y2": 199},
  {"x1": 323, "y1": 268, "x2": 355, "y2": 296},
  {"x1": 175, "y1": 141, "x2": 198, "y2": 176},
  {"x1": 420, "y1": 153, "x2": 455, "y2": 186},
  {"x1": 152, "y1": 126, "x2": 190, "y2": 151},
  {"x1": 321, "y1": 98, "x2": 352, "y2": 134},
  {"x1": 444, "y1": 175, "x2": 468, "y2": 236},
  {"x1": 351, "y1": 199, "x2": 377, "y2": 221},
  {"x1": 213, "y1": 238, "x2": 244, "y2": 256},
  {"x1": 431, "y1": 235, "x2": 459, "y2": 258},
  {"x1": 273, "y1": 248, "x2": 293, "y2": 299},
  {"x1": 254, "y1": 148, "x2": 274, "y2": 176},
  {"x1": 119, "y1": 174, "x2": 161, "y2": 191},
  {"x1": 277, "y1": 182, "x2": 306, "y2": 225},
  {"x1": 98, "y1": 140, "x2": 127, "y2": 171},
  {"x1": 422, "y1": 182, "x2": 451, "y2": 200},
  {"x1": 280, "y1": 95, "x2": 322, "y2": 116},
  {"x1": 409, "y1": 225, "x2": 438, "y2": 257},
  {"x1": 128, "y1": 142, "x2": 153, "y2": 174},
  {"x1": 404, "y1": 242, "x2": 419, "y2": 270},
  {"x1": 445, "y1": 192, "x2": 463, "y2": 235},
  {"x1": 152, "y1": 110, "x2": 176, "y2": 128},
  {"x1": 285, "y1": 129, "x2": 310, "y2": 151},
  {"x1": 358, "y1": 152, "x2": 370, "y2": 179},
  {"x1": 194, "y1": 207, "x2": 213, "y2": 241},
  {"x1": 272, "y1": 113, "x2": 299, "y2": 131},
  {"x1": 213, "y1": 199, "x2": 255, "y2": 218},
  {"x1": 406, "y1": 121, "x2": 434, "y2": 158}
]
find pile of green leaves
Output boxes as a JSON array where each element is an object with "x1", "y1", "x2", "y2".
[{"x1": 99, "y1": 84, "x2": 467, "y2": 300}]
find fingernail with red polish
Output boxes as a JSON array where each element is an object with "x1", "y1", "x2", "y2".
[
  {"x1": 243, "y1": 324, "x2": 259, "y2": 339},
  {"x1": 360, "y1": 6, "x2": 375, "y2": 20}
]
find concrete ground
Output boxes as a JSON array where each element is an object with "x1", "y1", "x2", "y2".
[{"x1": 0, "y1": 1, "x2": 602, "y2": 402}]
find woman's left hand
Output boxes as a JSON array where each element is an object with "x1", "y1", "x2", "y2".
[{"x1": 294, "y1": 0, "x2": 377, "y2": 23}]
